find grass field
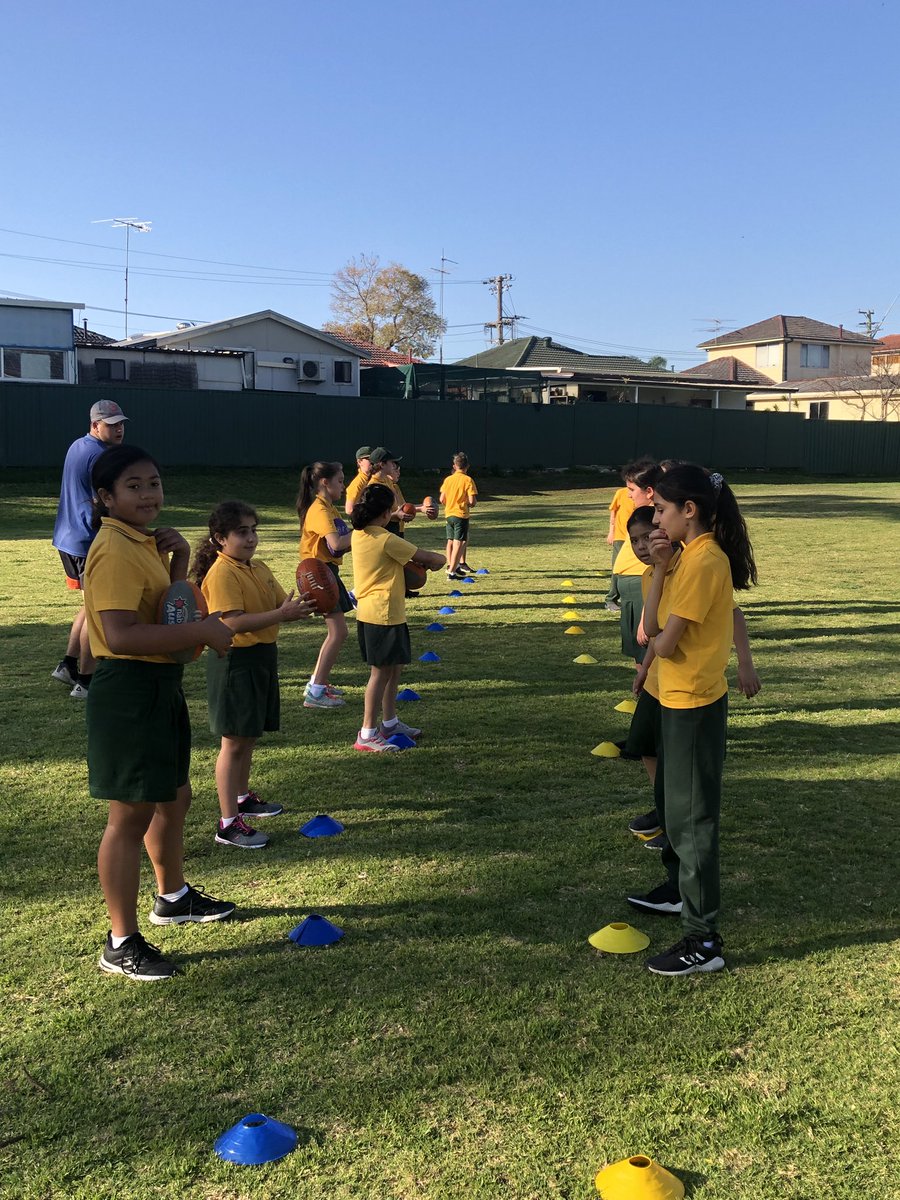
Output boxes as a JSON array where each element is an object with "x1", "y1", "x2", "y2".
[{"x1": 2, "y1": 469, "x2": 898, "y2": 1200}]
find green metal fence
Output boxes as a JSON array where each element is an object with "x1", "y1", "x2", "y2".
[{"x1": 2, "y1": 383, "x2": 898, "y2": 475}]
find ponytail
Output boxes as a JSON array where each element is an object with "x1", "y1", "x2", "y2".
[
  {"x1": 191, "y1": 500, "x2": 258, "y2": 585},
  {"x1": 654, "y1": 464, "x2": 757, "y2": 591},
  {"x1": 297, "y1": 461, "x2": 342, "y2": 528},
  {"x1": 351, "y1": 483, "x2": 395, "y2": 530}
]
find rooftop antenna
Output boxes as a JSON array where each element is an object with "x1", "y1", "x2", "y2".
[
  {"x1": 694, "y1": 317, "x2": 736, "y2": 344},
  {"x1": 430, "y1": 251, "x2": 457, "y2": 364},
  {"x1": 92, "y1": 217, "x2": 152, "y2": 338}
]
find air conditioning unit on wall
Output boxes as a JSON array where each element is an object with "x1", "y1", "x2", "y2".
[{"x1": 298, "y1": 359, "x2": 326, "y2": 383}]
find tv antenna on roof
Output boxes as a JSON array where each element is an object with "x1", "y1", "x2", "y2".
[
  {"x1": 694, "y1": 317, "x2": 736, "y2": 342},
  {"x1": 430, "y1": 251, "x2": 457, "y2": 364},
  {"x1": 92, "y1": 217, "x2": 152, "y2": 339}
]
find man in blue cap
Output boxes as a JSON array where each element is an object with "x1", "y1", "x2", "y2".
[{"x1": 51, "y1": 400, "x2": 128, "y2": 697}]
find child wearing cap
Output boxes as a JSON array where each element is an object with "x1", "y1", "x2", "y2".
[
  {"x1": 344, "y1": 446, "x2": 374, "y2": 515},
  {"x1": 51, "y1": 400, "x2": 129, "y2": 698},
  {"x1": 368, "y1": 448, "x2": 414, "y2": 536}
]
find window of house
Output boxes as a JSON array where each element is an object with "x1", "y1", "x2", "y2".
[
  {"x1": 755, "y1": 344, "x2": 780, "y2": 368},
  {"x1": 800, "y1": 344, "x2": 830, "y2": 369},
  {"x1": 95, "y1": 358, "x2": 127, "y2": 382},
  {"x1": 333, "y1": 360, "x2": 352, "y2": 384},
  {"x1": 809, "y1": 401, "x2": 830, "y2": 420},
  {"x1": 0, "y1": 348, "x2": 66, "y2": 381}
]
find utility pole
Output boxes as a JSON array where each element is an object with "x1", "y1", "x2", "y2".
[
  {"x1": 858, "y1": 309, "x2": 878, "y2": 338},
  {"x1": 482, "y1": 274, "x2": 525, "y2": 345}
]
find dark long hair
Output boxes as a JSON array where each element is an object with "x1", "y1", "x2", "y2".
[
  {"x1": 622, "y1": 456, "x2": 657, "y2": 483},
  {"x1": 654, "y1": 464, "x2": 758, "y2": 590},
  {"x1": 631, "y1": 461, "x2": 662, "y2": 492},
  {"x1": 351, "y1": 483, "x2": 395, "y2": 530},
  {"x1": 191, "y1": 500, "x2": 259, "y2": 584},
  {"x1": 626, "y1": 505, "x2": 656, "y2": 533},
  {"x1": 90, "y1": 444, "x2": 161, "y2": 528},
  {"x1": 296, "y1": 461, "x2": 342, "y2": 528}
]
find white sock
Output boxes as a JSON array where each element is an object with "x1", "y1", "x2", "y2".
[
  {"x1": 160, "y1": 884, "x2": 189, "y2": 903},
  {"x1": 382, "y1": 716, "x2": 399, "y2": 730},
  {"x1": 237, "y1": 792, "x2": 251, "y2": 803},
  {"x1": 110, "y1": 933, "x2": 133, "y2": 949},
  {"x1": 308, "y1": 682, "x2": 325, "y2": 697},
  {"x1": 360, "y1": 727, "x2": 377, "y2": 739},
  {"x1": 219, "y1": 816, "x2": 237, "y2": 829}
]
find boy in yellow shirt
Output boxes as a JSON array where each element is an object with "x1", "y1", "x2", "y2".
[{"x1": 440, "y1": 452, "x2": 478, "y2": 580}]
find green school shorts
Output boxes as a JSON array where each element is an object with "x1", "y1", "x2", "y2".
[
  {"x1": 207, "y1": 641, "x2": 280, "y2": 738},
  {"x1": 357, "y1": 620, "x2": 411, "y2": 667},
  {"x1": 618, "y1": 574, "x2": 647, "y2": 663},
  {"x1": 623, "y1": 689, "x2": 661, "y2": 759},
  {"x1": 87, "y1": 660, "x2": 190, "y2": 803},
  {"x1": 445, "y1": 516, "x2": 470, "y2": 541}
]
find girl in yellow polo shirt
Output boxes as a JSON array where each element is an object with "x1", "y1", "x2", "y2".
[
  {"x1": 192, "y1": 501, "x2": 312, "y2": 851},
  {"x1": 296, "y1": 461, "x2": 353, "y2": 709},
  {"x1": 84, "y1": 445, "x2": 235, "y2": 983},
  {"x1": 630, "y1": 464, "x2": 757, "y2": 978},
  {"x1": 350, "y1": 483, "x2": 445, "y2": 753}
]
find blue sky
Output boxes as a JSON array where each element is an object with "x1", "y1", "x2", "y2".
[{"x1": 2, "y1": 0, "x2": 898, "y2": 363}]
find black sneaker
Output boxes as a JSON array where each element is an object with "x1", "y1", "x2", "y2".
[
  {"x1": 628, "y1": 809, "x2": 661, "y2": 835},
  {"x1": 149, "y1": 884, "x2": 236, "y2": 926},
  {"x1": 238, "y1": 791, "x2": 284, "y2": 819},
  {"x1": 99, "y1": 932, "x2": 176, "y2": 981},
  {"x1": 642, "y1": 832, "x2": 669, "y2": 852},
  {"x1": 626, "y1": 881, "x2": 683, "y2": 915},
  {"x1": 646, "y1": 935, "x2": 725, "y2": 976},
  {"x1": 215, "y1": 815, "x2": 268, "y2": 849}
]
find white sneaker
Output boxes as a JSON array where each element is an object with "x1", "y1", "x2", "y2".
[
  {"x1": 304, "y1": 683, "x2": 345, "y2": 709},
  {"x1": 354, "y1": 732, "x2": 400, "y2": 753},
  {"x1": 51, "y1": 660, "x2": 78, "y2": 686},
  {"x1": 70, "y1": 683, "x2": 89, "y2": 699},
  {"x1": 380, "y1": 719, "x2": 422, "y2": 739}
]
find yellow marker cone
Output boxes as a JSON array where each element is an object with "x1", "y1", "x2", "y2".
[
  {"x1": 614, "y1": 698, "x2": 637, "y2": 715},
  {"x1": 562, "y1": 595, "x2": 577, "y2": 604},
  {"x1": 595, "y1": 1155, "x2": 684, "y2": 1199},
  {"x1": 562, "y1": 579, "x2": 574, "y2": 587},
  {"x1": 562, "y1": 610, "x2": 582, "y2": 620},
  {"x1": 573, "y1": 654, "x2": 598, "y2": 664},
  {"x1": 588, "y1": 922, "x2": 650, "y2": 954},
  {"x1": 591, "y1": 741, "x2": 620, "y2": 757},
  {"x1": 564, "y1": 626, "x2": 585, "y2": 636}
]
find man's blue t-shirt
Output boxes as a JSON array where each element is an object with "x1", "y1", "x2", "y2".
[{"x1": 52, "y1": 434, "x2": 106, "y2": 557}]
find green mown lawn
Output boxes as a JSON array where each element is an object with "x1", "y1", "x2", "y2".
[{"x1": 1, "y1": 470, "x2": 898, "y2": 1200}]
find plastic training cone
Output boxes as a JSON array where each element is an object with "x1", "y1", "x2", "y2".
[
  {"x1": 419, "y1": 650, "x2": 441, "y2": 663},
  {"x1": 461, "y1": 576, "x2": 476, "y2": 584},
  {"x1": 594, "y1": 1155, "x2": 684, "y2": 1199},
  {"x1": 614, "y1": 698, "x2": 638, "y2": 715},
  {"x1": 299, "y1": 813, "x2": 345, "y2": 838},
  {"x1": 573, "y1": 653, "x2": 598, "y2": 664},
  {"x1": 426, "y1": 622, "x2": 446, "y2": 632},
  {"x1": 564, "y1": 626, "x2": 585, "y2": 635},
  {"x1": 591, "y1": 741, "x2": 621, "y2": 758},
  {"x1": 449, "y1": 589, "x2": 463, "y2": 597},
  {"x1": 438, "y1": 606, "x2": 456, "y2": 615},
  {"x1": 476, "y1": 567, "x2": 489, "y2": 574},
  {"x1": 562, "y1": 610, "x2": 582, "y2": 620},
  {"x1": 397, "y1": 688, "x2": 420, "y2": 701},
  {"x1": 588, "y1": 922, "x2": 650, "y2": 954},
  {"x1": 214, "y1": 1112, "x2": 298, "y2": 1165},
  {"x1": 562, "y1": 594, "x2": 577, "y2": 604},
  {"x1": 288, "y1": 914, "x2": 344, "y2": 947},
  {"x1": 562, "y1": 579, "x2": 574, "y2": 587},
  {"x1": 387, "y1": 732, "x2": 417, "y2": 749}
]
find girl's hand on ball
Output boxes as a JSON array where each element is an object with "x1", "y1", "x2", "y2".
[{"x1": 280, "y1": 590, "x2": 314, "y2": 622}]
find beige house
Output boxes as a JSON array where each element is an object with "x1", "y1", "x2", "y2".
[
  {"x1": 699, "y1": 315, "x2": 877, "y2": 384},
  {"x1": 748, "y1": 365, "x2": 900, "y2": 422}
]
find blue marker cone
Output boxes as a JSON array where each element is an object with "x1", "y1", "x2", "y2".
[
  {"x1": 449, "y1": 589, "x2": 463, "y2": 598},
  {"x1": 387, "y1": 732, "x2": 417, "y2": 749},
  {"x1": 214, "y1": 1113, "x2": 298, "y2": 1165},
  {"x1": 398, "y1": 687, "x2": 421, "y2": 701},
  {"x1": 476, "y1": 567, "x2": 489, "y2": 574},
  {"x1": 299, "y1": 813, "x2": 345, "y2": 838},
  {"x1": 419, "y1": 650, "x2": 441, "y2": 663},
  {"x1": 438, "y1": 606, "x2": 456, "y2": 615},
  {"x1": 426, "y1": 622, "x2": 446, "y2": 632},
  {"x1": 289, "y1": 914, "x2": 344, "y2": 947},
  {"x1": 461, "y1": 576, "x2": 476, "y2": 584}
]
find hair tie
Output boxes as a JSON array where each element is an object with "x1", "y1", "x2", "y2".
[
  {"x1": 709, "y1": 471, "x2": 725, "y2": 493},
  {"x1": 209, "y1": 536, "x2": 217, "y2": 545}
]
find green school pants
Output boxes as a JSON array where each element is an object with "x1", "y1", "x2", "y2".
[{"x1": 654, "y1": 694, "x2": 728, "y2": 938}]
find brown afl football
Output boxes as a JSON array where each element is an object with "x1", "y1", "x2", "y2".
[
  {"x1": 296, "y1": 558, "x2": 339, "y2": 614},
  {"x1": 404, "y1": 561, "x2": 428, "y2": 592},
  {"x1": 422, "y1": 496, "x2": 438, "y2": 519},
  {"x1": 401, "y1": 502, "x2": 417, "y2": 519}
]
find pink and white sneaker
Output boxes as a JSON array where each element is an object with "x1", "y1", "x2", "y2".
[{"x1": 354, "y1": 732, "x2": 401, "y2": 753}]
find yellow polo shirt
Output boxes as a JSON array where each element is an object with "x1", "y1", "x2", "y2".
[
  {"x1": 369, "y1": 471, "x2": 406, "y2": 508},
  {"x1": 611, "y1": 535, "x2": 646, "y2": 577},
  {"x1": 441, "y1": 471, "x2": 478, "y2": 518},
  {"x1": 655, "y1": 533, "x2": 733, "y2": 709},
  {"x1": 345, "y1": 470, "x2": 370, "y2": 509},
  {"x1": 639, "y1": 551, "x2": 681, "y2": 699},
  {"x1": 610, "y1": 487, "x2": 634, "y2": 541},
  {"x1": 84, "y1": 517, "x2": 173, "y2": 662},
  {"x1": 299, "y1": 495, "x2": 341, "y2": 564},
  {"x1": 201, "y1": 553, "x2": 287, "y2": 647},
  {"x1": 351, "y1": 525, "x2": 416, "y2": 625}
]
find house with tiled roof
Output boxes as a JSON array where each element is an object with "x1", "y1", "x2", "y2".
[
  {"x1": 699, "y1": 315, "x2": 878, "y2": 385},
  {"x1": 320, "y1": 331, "x2": 421, "y2": 367},
  {"x1": 456, "y1": 335, "x2": 787, "y2": 409}
]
